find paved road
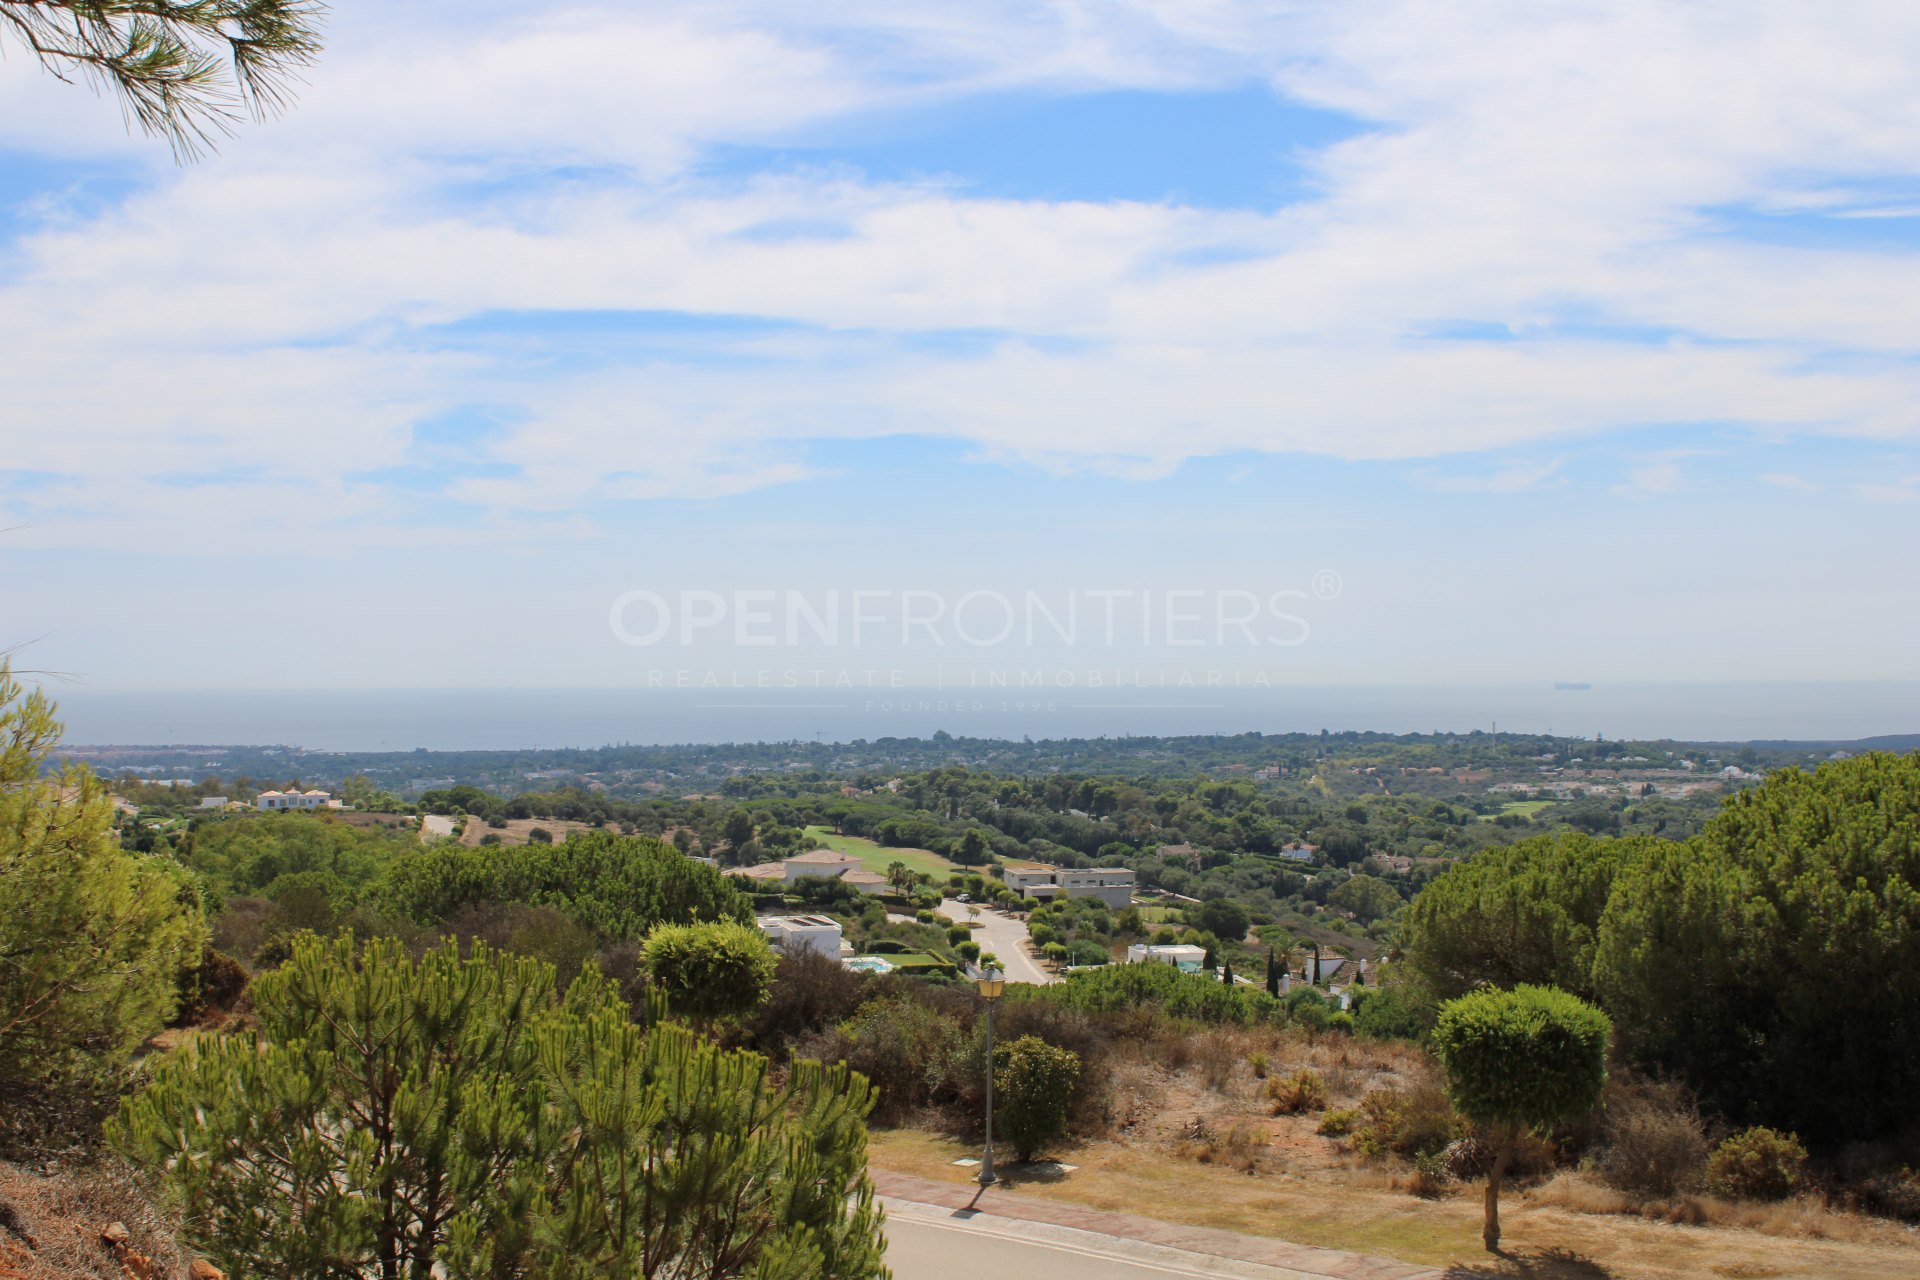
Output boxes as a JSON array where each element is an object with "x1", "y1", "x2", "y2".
[
  {"x1": 882, "y1": 1200, "x2": 1340, "y2": 1279},
  {"x1": 939, "y1": 898, "x2": 1053, "y2": 985}
]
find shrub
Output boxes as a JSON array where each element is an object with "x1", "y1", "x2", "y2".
[
  {"x1": 1247, "y1": 1050, "x2": 1270, "y2": 1079},
  {"x1": 1267, "y1": 1067, "x2": 1328, "y2": 1114},
  {"x1": 1858, "y1": 1167, "x2": 1920, "y2": 1222},
  {"x1": 736, "y1": 948, "x2": 866, "y2": 1059},
  {"x1": 1064, "y1": 939, "x2": 1110, "y2": 966},
  {"x1": 835, "y1": 997, "x2": 960, "y2": 1124},
  {"x1": 1175, "y1": 1117, "x2": 1266, "y2": 1172},
  {"x1": 526, "y1": 826, "x2": 554, "y2": 844},
  {"x1": 1595, "y1": 1084, "x2": 1710, "y2": 1199},
  {"x1": 1707, "y1": 1127, "x2": 1809, "y2": 1201},
  {"x1": 1351, "y1": 1079, "x2": 1466, "y2": 1160},
  {"x1": 955, "y1": 940, "x2": 981, "y2": 962},
  {"x1": 1045, "y1": 960, "x2": 1277, "y2": 1025},
  {"x1": 173, "y1": 947, "x2": 250, "y2": 1025},
  {"x1": 1408, "y1": 1148, "x2": 1452, "y2": 1198},
  {"x1": 995, "y1": 1036, "x2": 1080, "y2": 1162},
  {"x1": 989, "y1": 998, "x2": 1115, "y2": 1133},
  {"x1": 1352, "y1": 985, "x2": 1434, "y2": 1041},
  {"x1": 640, "y1": 920, "x2": 777, "y2": 1027},
  {"x1": 1318, "y1": 1107, "x2": 1359, "y2": 1137},
  {"x1": 946, "y1": 926, "x2": 971, "y2": 946}
]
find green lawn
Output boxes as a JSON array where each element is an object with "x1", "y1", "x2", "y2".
[
  {"x1": 802, "y1": 825, "x2": 957, "y2": 879},
  {"x1": 1479, "y1": 799, "x2": 1554, "y2": 820}
]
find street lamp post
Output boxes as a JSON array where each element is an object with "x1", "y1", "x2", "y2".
[{"x1": 976, "y1": 968, "x2": 1005, "y2": 1189}]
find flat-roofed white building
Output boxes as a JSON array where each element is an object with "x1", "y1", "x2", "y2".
[
  {"x1": 1126, "y1": 943, "x2": 1208, "y2": 972},
  {"x1": 256, "y1": 789, "x2": 331, "y2": 811},
  {"x1": 1003, "y1": 864, "x2": 1134, "y2": 908},
  {"x1": 758, "y1": 914, "x2": 843, "y2": 957}
]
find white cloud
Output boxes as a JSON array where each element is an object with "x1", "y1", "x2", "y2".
[{"x1": 6, "y1": 1, "x2": 1920, "y2": 550}]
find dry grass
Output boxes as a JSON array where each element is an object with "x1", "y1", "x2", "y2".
[
  {"x1": 868, "y1": 1038, "x2": 1920, "y2": 1280},
  {"x1": 0, "y1": 1159, "x2": 189, "y2": 1280},
  {"x1": 458, "y1": 816, "x2": 604, "y2": 848}
]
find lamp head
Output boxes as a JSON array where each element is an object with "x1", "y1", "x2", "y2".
[{"x1": 976, "y1": 969, "x2": 1006, "y2": 1000}]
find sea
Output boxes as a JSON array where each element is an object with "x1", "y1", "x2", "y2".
[{"x1": 37, "y1": 682, "x2": 1920, "y2": 751}]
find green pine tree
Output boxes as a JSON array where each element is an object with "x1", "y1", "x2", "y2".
[
  {"x1": 0, "y1": 663, "x2": 208, "y2": 1138},
  {"x1": 113, "y1": 932, "x2": 888, "y2": 1279}
]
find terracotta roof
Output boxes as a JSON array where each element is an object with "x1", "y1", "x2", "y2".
[
  {"x1": 840, "y1": 869, "x2": 888, "y2": 885},
  {"x1": 730, "y1": 863, "x2": 787, "y2": 880},
  {"x1": 786, "y1": 849, "x2": 862, "y2": 865}
]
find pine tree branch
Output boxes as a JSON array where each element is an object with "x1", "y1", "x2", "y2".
[{"x1": 0, "y1": 0, "x2": 325, "y2": 159}]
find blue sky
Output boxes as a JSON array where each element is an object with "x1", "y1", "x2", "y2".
[{"x1": 0, "y1": 1, "x2": 1917, "y2": 694}]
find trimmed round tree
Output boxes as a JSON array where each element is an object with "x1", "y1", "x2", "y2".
[
  {"x1": 1430, "y1": 984, "x2": 1611, "y2": 1252},
  {"x1": 993, "y1": 1036, "x2": 1080, "y2": 1162},
  {"x1": 641, "y1": 919, "x2": 777, "y2": 1030}
]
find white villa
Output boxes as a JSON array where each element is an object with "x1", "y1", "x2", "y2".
[
  {"x1": 757, "y1": 914, "x2": 844, "y2": 957},
  {"x1": 1126, "y1": 942, "x2": 1209, "y2": 972},
  {"x1": 256, "y1": 789, "x2": 333, "y2": 811},
  {"x1": 729, "y1": 848, "x2": 890, "y2": 893}
]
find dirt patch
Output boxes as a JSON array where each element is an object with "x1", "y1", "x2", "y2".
[
  {"x1": 458, "y1": 817, "x2": 604, "y2": 848},
  {"x1": 0, "y1": 1161, "x2": 191, "y2": 1280}
]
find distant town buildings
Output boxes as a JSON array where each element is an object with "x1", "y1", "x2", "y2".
[{"x1": 197, "y1": 796, "x2": 229, "y2": 810}]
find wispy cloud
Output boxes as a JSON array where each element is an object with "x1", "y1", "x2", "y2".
[
  {"x1": 1416, "y1": 458, "x2": 1564, "y2": 493},
  {"x1": 4, "y1": 1, "x2": 1920, "y2": 551}
]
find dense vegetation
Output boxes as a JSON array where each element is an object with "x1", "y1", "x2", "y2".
[
  {"x1": 0, "y1": 667, "x2": 208, "y2": 1149},
  {"x1": 1403, "y1": 753, "x2": 1920, "y2": 1148},
  {"x1": 10, "y1": 668, "x2": 1919, "y2": 1273}
]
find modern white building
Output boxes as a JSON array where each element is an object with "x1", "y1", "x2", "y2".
[
  {"x1": 1126, "y1": 943, "x2": 1209, "y2": 972},
  {"x1": 1002, "y1": 864, "x2": 1135, "y2": 908},
  {"x1": 256, "y1": 789, "x2": 331, "y2": 811},
  {"x1": 197, "y1": 796, "x2": 229, "y2": 810},
  {"x1": 758, "y1": 914, "x2": 844, "y2": 957}
]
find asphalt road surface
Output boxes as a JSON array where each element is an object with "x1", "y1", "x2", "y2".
[
  {"x1": 881, "y1": 1200, "x2": 1343, "y2": 1279},
  {"x1": 939, "y1": 897, "x2": 1054, "y2": 985}
]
